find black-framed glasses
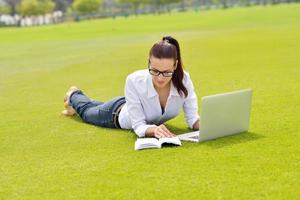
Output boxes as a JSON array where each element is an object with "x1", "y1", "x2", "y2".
[{"x1": 148, "y1": 63, "x2": 175, "y2": 77}]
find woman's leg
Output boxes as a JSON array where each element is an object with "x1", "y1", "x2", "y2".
[{"x1": 69, "y1": 90, "x2": 125, "y2": 128}]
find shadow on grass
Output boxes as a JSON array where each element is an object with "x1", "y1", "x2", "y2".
[
  {"x1": 166, "y1": 124, "x2": 265, "y2": 149},
  {"x1": 201, "y1": 132, "x2": 265, "y2": 149},
  {"x1": 62, "y1": 114, "x2": 135, "y2": 135},
  {"x1": 68, "y1": 115, "x2": 84, "y2": 123},
  {"x1": 166, "y1": 123, "x2": 192, "y2": 135}
]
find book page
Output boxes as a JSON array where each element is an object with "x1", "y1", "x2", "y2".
[
  {"x1": 135, "y1": 138, "x2": 160, "y2": 150},
  {"x1": 159, "y1": 137, "x2": 182, "y2": 146}
]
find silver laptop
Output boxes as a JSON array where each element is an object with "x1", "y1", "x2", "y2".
[{"x1": 178, "y1": 89, "x2": 252, "y2": 142}]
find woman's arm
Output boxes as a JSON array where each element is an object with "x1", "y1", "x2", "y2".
[
  {"x1": 182, "y1": 72, "x2": 200, "y2": 129},
  {"x1": 125, "y1": 76, "x2": 156, "y2": 137}
]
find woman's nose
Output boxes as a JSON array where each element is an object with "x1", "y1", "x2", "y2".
[{"x1": 157, "y1": 74, "x2": 165, "y2": 80}]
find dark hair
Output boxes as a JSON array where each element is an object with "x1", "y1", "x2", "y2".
[{"x1": 149, "y1": 36, "x2": 188, "y2": 98}]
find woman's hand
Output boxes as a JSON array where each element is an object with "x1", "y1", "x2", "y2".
[
  {"x1": 192, "y1": 119, "x2": 200, "y2": 130},
  {"x1": 146, "y1": 124, "x2": 176, "y2": 138},
  {"x1": 154, "y1": 124, "x2": 176, "y2": 138}
]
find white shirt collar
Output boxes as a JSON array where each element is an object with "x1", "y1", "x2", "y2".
[{"x1": 146, "y1": 72, "x2": 180, "y2": 98}]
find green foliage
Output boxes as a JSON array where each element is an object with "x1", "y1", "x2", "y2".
[
  {"x1": 0, "y1": 5, "x2": 11, "y2": 15},
  {"x1": 19, "y1": 0, "x2": 39, "y2": 16},
  {"x1": 19, "y1": 0, "x2": 54, "y2": 16},
  {"x1": 73, "y1": 0, "x2": 100, "y2": 14},
  {"x1": 163, "y1": 0, "x2": 182, "y2": 3},
  {"x1": 118, "y1": 0, "x2": 150, "y2": 5},
  {"x1": 37, "y1": 0, "x2": 55, "y2": 15}
]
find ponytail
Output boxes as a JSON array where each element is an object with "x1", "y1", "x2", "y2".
[{"x1": 160, "y1": 36, "x2": 188, "y2": 98}]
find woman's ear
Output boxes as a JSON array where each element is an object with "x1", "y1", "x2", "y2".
[{"x1": 174, "y1": 60, "x2": 178, "y2": 69}]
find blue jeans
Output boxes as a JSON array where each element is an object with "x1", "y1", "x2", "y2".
[{"x1": 69, "y1": 90, "x2": 126, "y2": 128}]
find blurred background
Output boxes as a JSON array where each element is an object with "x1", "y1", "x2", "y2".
[{"x1": 1, "y1": 0, "x2": 299, "y2": 27}]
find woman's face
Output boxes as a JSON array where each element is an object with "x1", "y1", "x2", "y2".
[{"x1": 148, "y1": 56, "x2": 177, "y2": 89}]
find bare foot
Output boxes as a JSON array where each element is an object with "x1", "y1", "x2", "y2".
[{"x1": 61, "y1": 86, "x2": 79, "y2": 116}]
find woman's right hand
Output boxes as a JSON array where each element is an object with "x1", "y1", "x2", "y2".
[{"x1": 153, "y1": 124, "x2": 176, "y2": 138}]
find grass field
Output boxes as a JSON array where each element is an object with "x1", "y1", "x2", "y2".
[{"x1": 0, "y1": 3, "x2": 300, "y2": 199}]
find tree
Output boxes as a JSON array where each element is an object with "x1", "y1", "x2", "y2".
[
  {"x1": 19, "y1": 0, "x2": 39, "y2": 16},
  {"x1": 164, "y1": 0, "x2": 181, "y2": 12},
  {"x1": 220, "y1": 0, "x2": 228, "y2": 8},
  {"x1": 117, "y1": 0, "x2": 150, "y2": 15},
  {"x1": 4, "y1": 0, "x2": 21, "y2": 15},
  {"x1": 0, "y1": 4, "x2": 11, "y2": 14},
  {"x1": 19, "y1": 0, "x2": 55, "y2": 16},
  {"x1": 53, "y1": 0, "x2": 72, "y2": 12},
  {"x1": 73, "y1": 0, "x2": 100, "y2": 14},
  {"x1": 37, "y1": 0, "x2": 55, "y2": 14},
  {"x1": 148, "y1": 0, "x2": 181, "y2": 14}
]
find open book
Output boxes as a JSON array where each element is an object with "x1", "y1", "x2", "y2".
[{"x1": 135, "y1": 137, "x2": 182, "y2": 150}]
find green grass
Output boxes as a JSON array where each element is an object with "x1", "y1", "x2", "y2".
[{"x1": 1, "y1": 3, "x2": 300, "y2": 199}]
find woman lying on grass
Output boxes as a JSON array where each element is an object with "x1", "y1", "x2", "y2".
[{"x1": 62, "y1": 36, "x2": 200, "y2": 138}]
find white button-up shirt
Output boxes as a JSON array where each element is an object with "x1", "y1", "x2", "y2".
[{"x1": 118, "y1": 69, "x2": 200, "y2": 137}]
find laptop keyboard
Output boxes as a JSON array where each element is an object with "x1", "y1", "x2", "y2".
[{"x1": 190, "y1": 136, "x2": 199, "y2": 139}]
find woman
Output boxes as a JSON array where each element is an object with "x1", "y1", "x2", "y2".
[{"x1": 62, "y1": 36, "x2": 200, "y2": 138}]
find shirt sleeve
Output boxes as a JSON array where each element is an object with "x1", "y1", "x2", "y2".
[
  {"x1": 183, "y1": 72, "x2": 200, "y2": 129},
  {"x1": 125, "y1": 76, "x2": 157, "y2": 137}
]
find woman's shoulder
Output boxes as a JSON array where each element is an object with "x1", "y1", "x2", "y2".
[
  {"x1": 125, "y1": 69, "x2": 149, "y2": 95},
  {"x1": 126, "y1": 69, "x2": 149, "y2": 83},
  {"x1": 183, "y1": 70, "x2": 192, "y2": 83}
]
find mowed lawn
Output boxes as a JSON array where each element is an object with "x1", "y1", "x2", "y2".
[{"x1": 0, "y1": 4, "x2": 300, "y2": 199}]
